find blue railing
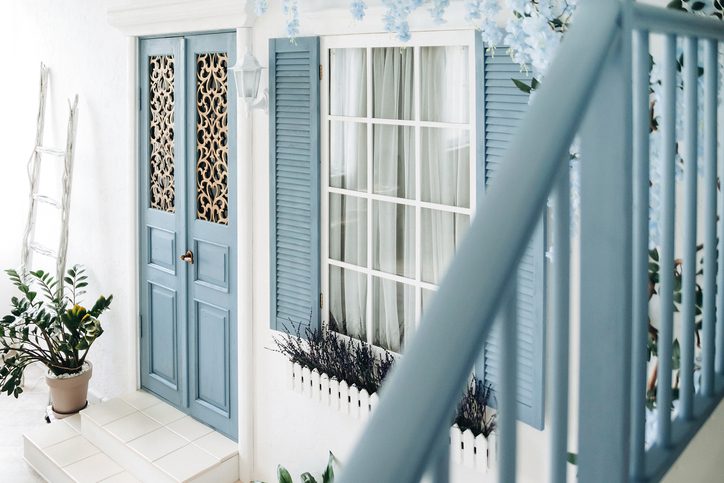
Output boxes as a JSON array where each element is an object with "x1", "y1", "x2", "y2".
[{"x1": 338, "y1": 1, "x2": 724, "y2": 482}]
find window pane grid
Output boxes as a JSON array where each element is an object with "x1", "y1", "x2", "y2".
[
  {"x1": 325, "y1": 40, "x2": 473, "y2": 352},
  {"x1": 329, "y1": 259, "x2": 439, "y2": 292},
  {"x1": 413, "y1": 44, "x2": 423, "y2": 332},
  {"x1": 328, "y1": 187, "x2": 472, "y2": 215},
  {"x1": 328, "y1": 115, "x2": 471, "y2": 130}
]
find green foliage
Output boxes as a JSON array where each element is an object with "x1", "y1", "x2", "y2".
[
  {"x1": 0, "y1": 266, "x2": 113, "y2": 397},
  {"x1": 253, "y1": 452, "x2": 336, "y2": 483},
  {"x1": 646, "y1": 247, "x2": 705, "y2": 409},
  {"x1": 512, "y1": 77, "x2": 539, "y2": 94}
]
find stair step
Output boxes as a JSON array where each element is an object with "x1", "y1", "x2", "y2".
[{"x1": 23, "y1": 391, "x2": 239, "y2": 483}]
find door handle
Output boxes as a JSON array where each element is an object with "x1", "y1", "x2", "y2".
[{"x1": 180, "y1": 250, "x2": 194, "y2": 265}]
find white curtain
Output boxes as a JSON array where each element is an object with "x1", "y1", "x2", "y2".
[
  {"x1": 329, "y1": 49, "x2": 367, "y2": 339},
  {"x1": 420, "y1": 47, "x2": 470, "y2": 286},
  {"x1": 371, "y1": 47, "x2": 415, "y2": 352},
  {"x1": 329, "y1": 46, "x2": 469, "y2": 353}
]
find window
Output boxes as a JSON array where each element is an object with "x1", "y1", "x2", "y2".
[
  {"x1": 269, "y1": 34, "x2": 545, "y2": 429},
  {"x1": 321, "y1": 32, "x2": 478, "y2": 352}
]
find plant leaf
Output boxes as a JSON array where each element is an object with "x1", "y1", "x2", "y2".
[
  {"x1": 277, "y1": 466, "x2": 293, "y2": 483},
  {"x1": 301, "y1": 473, "x2": 317, "y2": 483},
  {"x1": 512, "y1": 78, "x2": 531, "y2": 94}
]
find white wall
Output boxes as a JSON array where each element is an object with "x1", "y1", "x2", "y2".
[
  {"x1": 2, "y1": 1, "x2": 723, "y2": 483},
  {"x1": 0, "y1": 0, "x2": 137, "y2": 398},
  {"x1": 247, "y1": 3, "x2": 549, "y2": 482}
]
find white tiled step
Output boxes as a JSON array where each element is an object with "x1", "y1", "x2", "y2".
[{"x1": 23, "y1": 391, "x2": 239, "y2": 483}]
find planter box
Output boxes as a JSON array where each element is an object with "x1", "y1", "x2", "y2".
[{"x1": 285, "y1": 360, "x2": 495, "y2": 473}]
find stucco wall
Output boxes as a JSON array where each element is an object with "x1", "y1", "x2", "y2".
[
  {"x1": 0, "y1": 0, "x2": 137, "y2": 398},
  {"x1": 1, "y1": 1, "x2": 722, "y2": 483}
]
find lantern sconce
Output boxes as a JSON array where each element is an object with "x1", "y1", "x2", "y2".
[{"x1": 231, "y1": 49, "x2": 268, "y2": 114}]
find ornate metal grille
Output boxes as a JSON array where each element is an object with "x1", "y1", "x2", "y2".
[
  {"x1": 195, "y1": 52, "x2": 229, "y2": 225},
  {"x1": 149, "y1": 55, "x2": 176, "y2": 212}
]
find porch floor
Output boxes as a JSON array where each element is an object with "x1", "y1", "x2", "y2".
[
  {"x1": 18, "y1": 375, "x2": 239, "y2": 482},
  {"x1": 0, "y1": 363, "x2": 47, "y2": 482}
]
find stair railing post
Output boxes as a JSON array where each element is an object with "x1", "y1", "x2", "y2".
[{"x1": 577, "y1": 18, "x2": 633, "y2": 483}]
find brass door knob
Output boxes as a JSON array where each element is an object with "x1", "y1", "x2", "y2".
[{"x1": 180, "y1": 250, "x2": 194, "y2": 265}]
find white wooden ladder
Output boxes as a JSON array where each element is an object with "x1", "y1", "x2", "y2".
[{"x1": 20, "y1": 63, "x2": 79, "y2": 284}]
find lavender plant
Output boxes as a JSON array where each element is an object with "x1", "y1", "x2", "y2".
[
  {"x1": 274, "y1": 319, "x2": 496, "y2": 437},
  {"x1": 455, "y1": 379, "x2": 497, "y2": 437},
  {"x1": 273, "y1": 321, "x2": 394, "y2": 395}
]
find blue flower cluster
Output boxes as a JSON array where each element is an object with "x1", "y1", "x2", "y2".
[
  {"x1": 282, "y1": 0, "x2": 299, "y2": 38},
  {"x1": 254, "y1": 0, "x2": 268, "y2": 16},
  {"x1": 429, "y1": 0, "x2": 450, "y2": 24},
  {"x1": 350, "y1": 0, "x2": 367, "y2": 21}
]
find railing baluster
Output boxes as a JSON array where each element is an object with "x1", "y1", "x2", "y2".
[
  {"x1": 703, "y1": 38, "x2": 719, "y2": 392},
  {"x1": 716, "y1": 39, "x2": 724, "y2": 379},
  {"x1": 680, "y1": 36, "x2": 699, "y2": 419},
  {"x1": 428, "y1": 429, "x2": 450, "y2": 483},
  {"x1": 498, "y1": 275, "x2": 518, "y2": 483},
  {"x1": 549, "y1": 163, "x2": 570, "y2": 483},
  {"x1": 657, "y1": 34, "x2": 677, "y2": 448},
  {"x1": 630, "y1": 28, "x2": 650, "y2": 479}
]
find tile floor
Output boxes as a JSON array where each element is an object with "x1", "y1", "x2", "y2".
[
  {"x1": 0, "y1": 363, "x2": 50, "y2": 482},
  {"x1": 81, "y1": 394, "x2": 238, "y2": 481},
  {"x1": 2, "y1": 363, "x2": 239, "y2": 482}
]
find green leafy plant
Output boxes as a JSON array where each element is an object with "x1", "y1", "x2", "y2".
[
  {"x1": 0, "y1": 266, "x2": 113, "y2": 397},
  {"x1": 646, "y1": 248, "x2": 704, "y2": 409},
  {"x1": 254, "y1": 451, "x2": 335, "y2": 483}
]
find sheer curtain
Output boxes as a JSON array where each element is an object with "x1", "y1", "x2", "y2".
[
  {"x1": 329, "y1": 48, "x2": 367, "y2": 339},
  {"x1": 329, "y1": 45, "x2": 469, "y2": 353},
  {"x1": 372, "y1": 47, "x2": 415, "y2": 352},
  {"x1": 420, "y1": 46, "x2": 470, "y2": 286}
]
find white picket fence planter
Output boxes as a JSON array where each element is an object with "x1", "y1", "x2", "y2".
[{"x1": 286, "y1": 360, "x2": 496, "y2": 472}]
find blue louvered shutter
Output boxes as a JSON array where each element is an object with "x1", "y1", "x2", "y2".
[
  {"x1": 475, "y1": 43, "x2": 546, "y2": 430},
  {"x1": 269, "y1": 37, "x2": 321, "y2": 333}
]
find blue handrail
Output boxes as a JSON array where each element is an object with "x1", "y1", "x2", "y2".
[
  {"x1": 338, "y1": 0, "x2": 724, "y2": 481},
  {"x1": 337, "y1": 2, "x2": 621, "y2": 482}
]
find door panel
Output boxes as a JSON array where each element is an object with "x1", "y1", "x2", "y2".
[
  {"x1": 140, "y1": 33, "x2": 237, "y2": 440},
  {"x1": 140, "y1": 38, "x2": 187, "y2": 408},
  {"x1": 185, "y1": 32, "x2": 237, "y2": 439}
]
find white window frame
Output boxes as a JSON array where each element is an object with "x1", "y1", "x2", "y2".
[{"x1": 320, "y1": 30, "x2": 479, "y2": 350}]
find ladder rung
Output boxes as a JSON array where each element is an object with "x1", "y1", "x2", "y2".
[
  {"x1": 32, "y1": 194, "x2": 61, "y2": 208},
  {"x1": 29, "y1": 242, "x2": 58, "y2": 259},
  {"x1": 35, "y1": 146, "x2": 66, "y2": 157}
]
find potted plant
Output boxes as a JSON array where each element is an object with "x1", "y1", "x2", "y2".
[{"x1": 0, "y1": 265, "x2": 112, "y2": 416}]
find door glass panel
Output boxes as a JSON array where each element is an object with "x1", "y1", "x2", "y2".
[
  {"x1": 196, "y1": 52, "x2": 230, "y2": 225},
  {"x1": 149, "y1": 55, "x2": 176, "y2": 212}
]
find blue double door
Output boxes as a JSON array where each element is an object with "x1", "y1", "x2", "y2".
[{"x1": 138, "y1": 32, "x2": 237, "y2": 440}]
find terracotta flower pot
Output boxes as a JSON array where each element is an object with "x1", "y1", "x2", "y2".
[{"x1": 45, "y1": 362, "x2": 92, "y2": 416}]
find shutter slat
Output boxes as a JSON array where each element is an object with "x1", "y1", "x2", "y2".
[
  {"x1": 477, "y1": 46, "x2": 545, "y2": 430},
  {"x1": 270, "y1": 37, "x2": 321, "y2": 333}
]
